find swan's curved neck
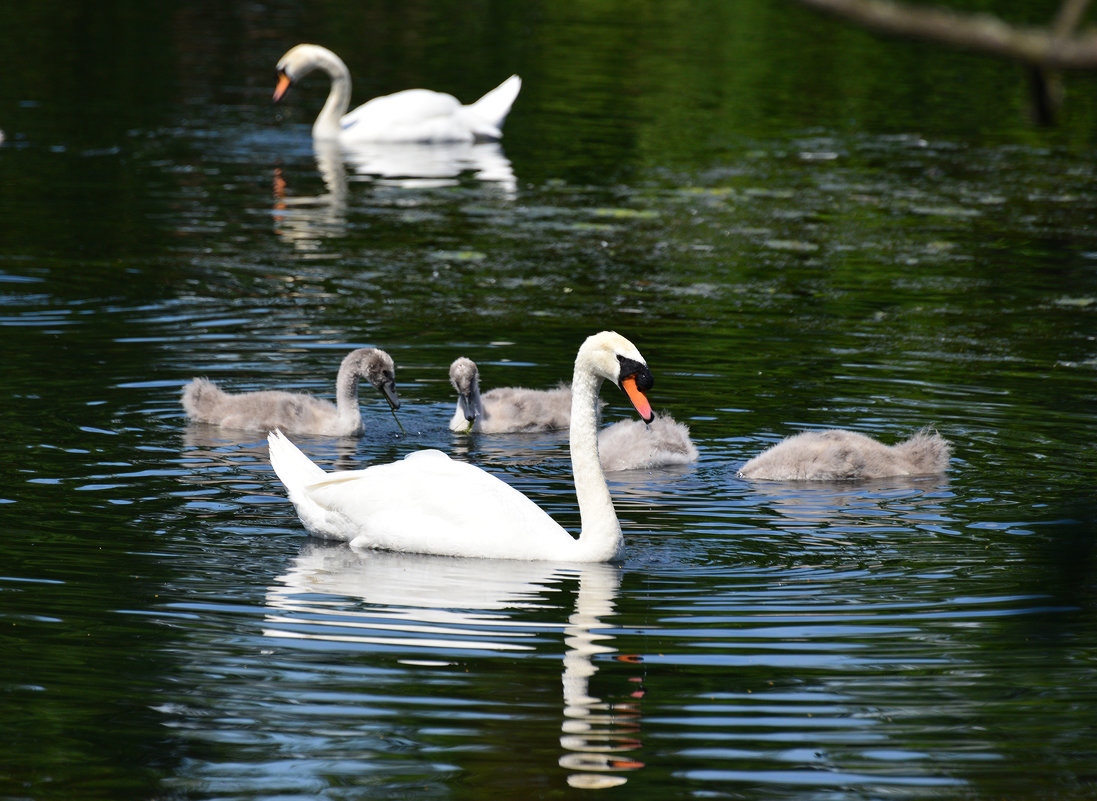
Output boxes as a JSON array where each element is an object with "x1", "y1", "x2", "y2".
[
  {"x1": 570, "y1": 368, "x2": 623, "y2": 562},
  {"x1": 311, "y1": 52, "x2": 352, "y2": 140},
  {"x1": 334, "y1": 363, "x2": 363, "y2": 428}
]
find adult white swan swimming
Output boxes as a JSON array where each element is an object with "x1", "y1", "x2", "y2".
[
  {"x1": 268, "y1": 331, "x2": 654, "y2": 562},
  {"x1": 273, "y1": 43, "x2": 522, "y2": 143}
]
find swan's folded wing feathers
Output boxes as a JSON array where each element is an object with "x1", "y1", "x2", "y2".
[
  {"x1": 305, "y1": 472, "x2": 368, "y2": 491},
  {"x1": 302, "y1": 449, "x2": 574, "y2": 559},
  {"x1": 342, "y1": 90, "x2": 462, "y2": 134}
]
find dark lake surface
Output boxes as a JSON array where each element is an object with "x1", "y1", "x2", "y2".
[{"x1": 2, "y1": 1, "x2": 1096, "y2": 799}]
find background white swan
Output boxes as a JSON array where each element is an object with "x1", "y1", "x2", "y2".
[
  {"x1": 268, "y1": 331, "x2": 655, "y2": 561},
  {"x1": 449, "y1": 356, "x2": 697, "y2": 471},
  {"x1": 737, "y1": 428, "x2": 951, "y2": 481},
  {"x1": 274, "y1": 44, "x2": 522, "y2": 143},
  {"x1": 182, "y1": 348, "x2": 399, "y2": 437}
]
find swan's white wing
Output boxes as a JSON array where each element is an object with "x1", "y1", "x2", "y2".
[
  {"x1": 341, "y1": 89, "x2": 470, "y2": 142},
  {"x1": 301, "y1": 450, "x2": 578, "y2": 560}
]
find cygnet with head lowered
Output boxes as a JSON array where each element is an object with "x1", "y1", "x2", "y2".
[
  {"x1": 449, "y1": 356, "x2": 697, "y2": 471},
  {"x1": 182, "y1": 348, "x2": 399, "y2": 437},
  {"x1": 737, "y1": 428, "x2": 950, "y2": 481},
  {"x1": 448, "y1": 356, "x2": 573, "y2": 434}
]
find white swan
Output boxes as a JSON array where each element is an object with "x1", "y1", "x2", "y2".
[
  {"x1": 737, "y1": 428, "x2": 950, "y2": 481},
  {"x1": 273, "y1": 44, "x2": 522, "y2": 143},
  {"x1": 182, "y1": 348, "x2": 399, "y2": 437},
  {"x1": 268, "y1": 331, "x2": 655, "y2": 562},
  {"x1": 449, "y1": 356, "x2": 697, "y2": 471}
]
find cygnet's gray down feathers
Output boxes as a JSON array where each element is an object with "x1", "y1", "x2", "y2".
[
  {"x1": 182, "y1": 347, "x2": 399, "y2": 437},
  {"x1": 449, "y1": 356, "x2": 697, "y2": 471},
  {"x1": 738, "y1": 428, "x2": 950, "y2": 481}
]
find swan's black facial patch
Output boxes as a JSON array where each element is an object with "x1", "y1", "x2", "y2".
[{"x1": 616, "y1": 355, "x2": 653, "y2": 391}]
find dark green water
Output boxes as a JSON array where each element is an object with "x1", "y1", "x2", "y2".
[{"x1": 2, "y1": 1, "x2": 1096, "y2": 799}]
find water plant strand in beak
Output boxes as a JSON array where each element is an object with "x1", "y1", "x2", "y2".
[{"x1": 389, "y1": 406, "x2": 406, "y2": 436}]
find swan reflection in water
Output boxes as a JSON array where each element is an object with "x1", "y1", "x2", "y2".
[
  {"x1": 746, "y1": 474, "x2": 954, "y2": 528},
  {"x1": 181, "y1": 424, "x2": 364, "y2": 473},
  {"x1": 264, "y1": 543, "x2": 644, "y2": 789},
  {"x1": 273, "y1": 138, "x2": 517, "y2": 249}
]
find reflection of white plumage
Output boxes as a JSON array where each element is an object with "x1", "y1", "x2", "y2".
[
  {"x1": 268, "y1": 332, "x2": 655, "y2": 562},
  {"x1": 274, "y1": 44, "x2": 521, "y2": 144},
  {"x1": 737, "y1": 428, "x2": 950, "y2": 481},
  {"x1": 268, "y1": 544, "x2": 564, "y2": 623},
  {"x1": 449, "y1": 356, "x2": 697, "y2": 471},
  {"x1": 263, "y1": 545, "x2": 640, "y2": 786},
  {"x1": 182, "y1": 348, "x2": 399, "y2": 437}
]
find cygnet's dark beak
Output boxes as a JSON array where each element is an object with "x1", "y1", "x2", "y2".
[
  {"x1": 461, "y1": 393, "x2": 477, "y2": 423},
  {"x1": 380, "y1": 380, "x2": 400, "y2": 410}
]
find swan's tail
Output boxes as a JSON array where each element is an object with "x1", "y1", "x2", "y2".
[
  {"x1": 268, "y1": 429, "x2": 327, "y2": 493},
  {"x1": 269, "y1": 429, "x2": 348, "y2": 537},
  {"x1": 461, "y1": 75, "x2": 522, "y2": 140},
  {"x1": 895, "y1": 428, "x2": 952, "y2": 474},
  {"x1": 269, "y1": 430, "x2": 363, "y2": 541}
]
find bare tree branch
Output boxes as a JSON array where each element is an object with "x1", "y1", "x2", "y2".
[
  {"x1": 793, "y1": 0, "x2": 1097, "y2": 69},
  {"x1": 1052, "y1": 0, "x2": 1092, "y2": 37}
]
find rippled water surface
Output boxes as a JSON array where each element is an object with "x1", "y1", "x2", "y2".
[{"x1": 2, "y1": 2, "x2": 1097, "y2": 799}]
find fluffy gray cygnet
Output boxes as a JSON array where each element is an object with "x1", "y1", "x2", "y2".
[
  {"x1": 594, "y1": 414, "x2": 699, "y2": 472},
  {"x1": 448, "y1": 356, "x2": 698, "y2": 471},
  {"x1": 448, "y1": 356, "x2": 572, "y2": 434},
  {"x1": 737, "y1": 428, "x2": 950, "y2": 481},
  {"x1": 182, "y1": 348, "x2": 399, "y2": 437}
]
